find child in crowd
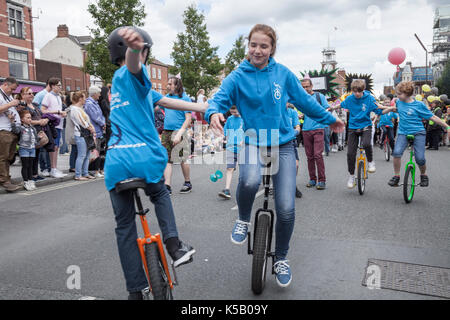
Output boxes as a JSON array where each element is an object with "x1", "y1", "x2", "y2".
[
  {"x1": 219, "y1": 106, "x2": 244, "y2": 199},
  {"x1": 383, "y1": 81, "x2": 450, "y2": 187}
]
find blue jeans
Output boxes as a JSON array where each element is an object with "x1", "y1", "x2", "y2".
[
  {"x1": 109, "y1": 179, "x2": 179, "y2": 293},
  {"x1": 236, "y1": 141, "x2": 297, "y2": 260},
  {"x1": 74, "y1": 136, "x2": 90, "y2": 178},
  {"x1": 39, "y1": 148, "x2": 51, "y2": 172},
  {"x1": 324, "y1": 126, "x2": 331, "y2": 153},
  {"x1": 393, "y1": 131, "x2": 426, "y2": 166},
  {"x1": 59, "y1": 128, "x2": 69, "y2": 154},
  {"x1": 69, "y1": 144, "x2": 78, "y2": 170}
]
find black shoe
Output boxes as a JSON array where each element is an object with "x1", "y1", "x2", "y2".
[
  {"x1": 420, "y1": 175, "x2": 429, "y2": 187},
  {"x1": 295, "y1": 187, "x2": 303, "y2": 198},
  {"x1": 170, "y1": 241, "x2": 195, "y2": 268},
  {"x1": 180, "y1": 182, "x2": 192, "y2": 194},
  {"x1": 388, "y1": 176, "x2": 400, "y2": 187},
  {"x1": 219, "y1": 189, "x2": 231, "y2": 199},
  {"x1": 128, "y1": 291, "x2": 144, "y2": 300},
  {"x1": 32, "y1": 176, "x2": 45, "y2": 181},
  {"x1": 165, "y1": 185, "x2": 172, "y2": 195}
]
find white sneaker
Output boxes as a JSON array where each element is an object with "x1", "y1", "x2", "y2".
[
  {"x1": 347, "y1": 175, "x2": 356, "y2": 189},
  {"x1": 95, "y1": 172, "x2": 104, "y2": 178},
  {"x1": 24, "y1": 181, "x2": 33, "y2": 191},
  {"x1": 41, "y1": 170, "x2": 50, "y2": 177},
  {"x1": 51, "y1": 169, "x2": 66, "y2": 178},
  {"x1": 30, "y1": 180, "x2": 37, "y2": 190},
  {"x1": 368, "y1": 162, "x2": 376, "y2": 173},
  {"x1": 331, "y1": 146, "x2": 338, "y2": 153}
]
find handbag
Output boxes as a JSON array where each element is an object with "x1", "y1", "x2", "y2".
[
  {"x1": 79, "y1": 126, "x2": 96, "y2": 151},
  {"x1": 36, "y1": 130, "x2": 49, "y2": 149}
]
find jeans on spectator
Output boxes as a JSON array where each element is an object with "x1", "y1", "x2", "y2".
[
  {"x1": 236, "y1": 141, "x2": 296, "y2": 260},
  {"x1": 109, "y1": 179, "x2": 178, "y2": 293},
  {"x1": 324, "y1": 126, "x2": 331, "y2": 153},
  {"x1": 302, "y1": 129, "x2": 326, "y2": 182},
  {"x1": 39, "y1": 148, "x2": 51, "y2": 173},
  {"x1": 70, "y1": 144, "x2": 78, "y2": 170},
  {"x1": 74, "y1": 136, "x2": 89, "y2": 178},
  {"x1": 59, "y1": 128, "x2": 69, "y2": 154}
]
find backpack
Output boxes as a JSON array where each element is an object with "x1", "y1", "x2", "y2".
[{"x1": 64, "y1": 106, "x2": 76, "y2": 145}]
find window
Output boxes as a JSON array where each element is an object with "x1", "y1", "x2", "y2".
[
  {"x1": 153, "y1": 83, "x2": 157, "y2": 90},
  {"x1": 158, "y1": 69, "x2": 162, "y2": 80},
  {"x1": 152, "y1": 68, "x2": 156, "y2": 79},
  {"x1": 8, "y1": 5, "x2": 24, "y2": 39},
  {"x1": 158, "y1": 83, "x2": 162, "y2": 93},
  {"x1": 8, "y1": 49, "x2": 28, "y2": 79}
]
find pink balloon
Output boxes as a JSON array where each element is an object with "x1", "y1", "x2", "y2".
[{"x1": 388, "y1": 48, "x2": 406, "y2": 66}]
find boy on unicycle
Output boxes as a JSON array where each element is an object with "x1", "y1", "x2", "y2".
[
  {"x1": 105, "y1": 27, "x2": 207, "y2": 299},
  {"x1": 384, "y1": 81, "x2": 450, "y2": 187}
]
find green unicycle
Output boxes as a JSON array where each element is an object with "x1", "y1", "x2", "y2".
[{"x1": 402, "y1": 135, "x2": 421, "y2": 203}]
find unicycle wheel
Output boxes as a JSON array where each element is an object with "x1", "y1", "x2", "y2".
[
  {"x1": 251, "y1": 214, "x2": 271, "y2": 295},
  {"x1": 145, "y1": 242, "x2": 173, "y2": 300},
  {"x1": 357, "y1": 160, "x2": 366, "y2": 195},
  {"x1": 403, "y1": 165, "x2": 415, "y2": 204}
]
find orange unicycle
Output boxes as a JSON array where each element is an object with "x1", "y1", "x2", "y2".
[{"x1": 115, "y1": 178, "x2": 177, "y2": 300}]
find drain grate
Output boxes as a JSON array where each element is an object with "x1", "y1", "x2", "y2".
[{"x1": 362, "y1": 259, "x2": 450, "y2": 299}]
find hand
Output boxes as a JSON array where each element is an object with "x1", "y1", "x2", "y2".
[
  {"x1": 330, "y1": 119, "x2": 345, "y2": 133},
  {"x1": 172, "y1": 133, "x2": 182, "y2": 146},
  {"x1": 118, "y1": 27, "x2": 144, "y2": 52},
  {"x1": 7, "y1": 112, "x2": 15, "y2": 122},
  {"x1": 40, "y1": 119, "x2": 48, "y2": 126},
  {"x1": 10, "y1": 99, "x2": 20, "y2": 107},
  {"x1": 60, "y1": 111, "x2": 67, "y2": 118},
  {"x1": 210, "y1": 113, "x2": 225, "y2": 136},
  {"x1": 198, "y1": 102, "x2": 209, "y2": 113}
]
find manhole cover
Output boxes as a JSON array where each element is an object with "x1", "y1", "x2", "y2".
[{"x1": 362, "y1": 259, "x2": 450, "y2": 299}]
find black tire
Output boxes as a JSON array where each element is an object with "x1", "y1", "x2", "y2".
[
  {"x1": 357, "y1": 160, "x2": 365, "y2": 195},
  {"x1": 251, "y1": 214, "x2": 271, "y2": 295},
  {"x1": 403, "y1": 165, "x2": 415, "y2": 204},
  {"x1": 384, "y1": 143, "x2": 390, "y2": 162},
  {"x1": 145, "y1": 243, "x2": 173, "y2": 300}
]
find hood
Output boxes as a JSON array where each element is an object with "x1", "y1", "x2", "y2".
[{"x1": 238, "y1": 57, "x2": 278, "y2": 104}]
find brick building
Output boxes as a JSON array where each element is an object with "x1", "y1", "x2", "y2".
[
  {"x1": 36, "y1": 24, "x2": 91, "y2": 91},
  {"x1": 0, "y1": 0, "x2": 45, "y2": 91},
  {"x1": 147, "y1": 59, "x2": 169, "y2": 95}
]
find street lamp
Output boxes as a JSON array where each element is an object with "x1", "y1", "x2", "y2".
[{"x1": 414, "y1": 33, "x2": 431, "y2": 85}]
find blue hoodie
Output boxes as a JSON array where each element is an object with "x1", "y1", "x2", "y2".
[
  {"x1": 341, "y1": 91, "x2": 382, "y2": 130},
  {"x1": 205, "y1": 58, "x2": 337, "y2": 146}
]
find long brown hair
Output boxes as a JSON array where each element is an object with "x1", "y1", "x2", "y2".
[{"x1": 169, "y1": 77, "x2": 184, "y2": 98}]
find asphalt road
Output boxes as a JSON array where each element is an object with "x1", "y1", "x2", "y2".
[{"x1": 0, "y1": 146, "x2": 449, "y2": 300}]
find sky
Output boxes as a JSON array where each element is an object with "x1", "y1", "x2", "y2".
[{"x1": 32, "y1": 0, "x2": 449, "y2": 96}]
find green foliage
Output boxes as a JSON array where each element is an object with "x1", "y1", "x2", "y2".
[
  {"x1": 170, "y1": 5, "x2": 223, "y2": 97},
  {"x1": 224, "y1": 35, "x2": 246, "y2": 76},
  {"x1": 83, "y1": 0, "x2": 147, "y2": 84},
  {"x1": 436, "y1": 60, "x2": 450, "y2": 97}
]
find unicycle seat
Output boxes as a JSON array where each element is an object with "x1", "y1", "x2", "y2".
[
  {"x1": 407, "y1": 135, "x2": 415, "y2": 141},
  {"x1": 115, "y1": 178, "x2": 147, "y2": 193}
]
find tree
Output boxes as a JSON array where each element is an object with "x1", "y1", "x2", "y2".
[
  {"x1": 224, "y1": 35, "x2": 246, "y2": 76},
  {"x1": 436, "y1": 60, "x2": 450, "y2": 97},
  {"x1": 170, "y1": 5, "x2": 223, "y2": 97},
  {"x1": 84, "y1": 0, "x2": 147, "y2": 84}
]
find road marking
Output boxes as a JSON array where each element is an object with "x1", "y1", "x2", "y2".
[
  {"x1": 78, "y1": 296, "x2": 98, "y2": 300},
  {"x1": 231, "y1": 189, "x2": 265, "y2": 211},
  {"x1": 21, "y1": 179, "x2": 102, "y2": 196}
]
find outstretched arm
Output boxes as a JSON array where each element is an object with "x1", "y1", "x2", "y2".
[{"x1": 155, "y1": 96, "x2": 207, "y2": 114}]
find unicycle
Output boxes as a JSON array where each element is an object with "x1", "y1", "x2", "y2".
[
  {"x1": 355, "y1": 130, "x2": 368, "y2": 195},
  {"x1": 402, "y1": 135, "x2": 420, "y2": 204},
  {"x1": 247, "y1": 154, "x2": 275, "y2": 295},
  {"x1": 115, "y1": 178, "x2": 178, "y2": 300}
]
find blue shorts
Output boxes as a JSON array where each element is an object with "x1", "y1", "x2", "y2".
[
  {"x1": 392, "y1": 131, "x2": 426, "y2": 166},
  {"x1": 226, "y1": 149, "x2": 238, "y2": 169},
  {"x1": 54, "y1": 128, "x2": 62, "y2": 148},
  {"x1": 19, "y1": 147, "x2": 36, "y2": 158}
]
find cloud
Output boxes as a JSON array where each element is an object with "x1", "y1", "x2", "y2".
[{"x1": 32, "y1": 0, "x2": 445, "y2": 94}]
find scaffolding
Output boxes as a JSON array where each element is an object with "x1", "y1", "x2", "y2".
[{"x1": 432, "y1": 5, "x2": 450, "y2": 81}]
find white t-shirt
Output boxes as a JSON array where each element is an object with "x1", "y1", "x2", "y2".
[
  {"x1": 0, "y1": 89, "x2": 20, "y2": 131},
  {"x1": 41, "y1": 92, "x2": 63, "y2": 129},
  {"x1": 197, "y1": 94, "x2": 205, "y2": 103}
]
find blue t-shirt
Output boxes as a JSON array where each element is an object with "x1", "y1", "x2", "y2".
[
  {"x1": 224, "y1": 115, "x2": 244, "y2": 153},
  {"x1": 341, "y1": 91, "x2": 382, "y2": 129},
  {"x1": 302, "y1": 92, "x2": 328, "y2": 131},
  {"x1": 396, "y1": 100, "x2": 433, "y2": 135},
  {"x1": 378, "y1": 112, "x2": 398, "y2": 128},
  {"x1": 163, "y1": 92, "x2": 192, "y2": 130},
  {"x1": 287, "y1": 108, "x2": 300, "y2": 128},
  {"x1": 32, "y1": 89, "x2": 48, "y2": 109},
  {"x1": 104, "y1": 65, "x2": 168, "y2": 191}
]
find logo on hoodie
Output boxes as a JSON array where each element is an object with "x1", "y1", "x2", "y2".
[{"x1": 273, "y1": 83, "x2": 282, "y2": 100}]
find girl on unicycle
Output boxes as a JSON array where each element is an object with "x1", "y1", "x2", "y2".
[{"x1": 205, "y1": 24, "x2": 345, "y2": 288}]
